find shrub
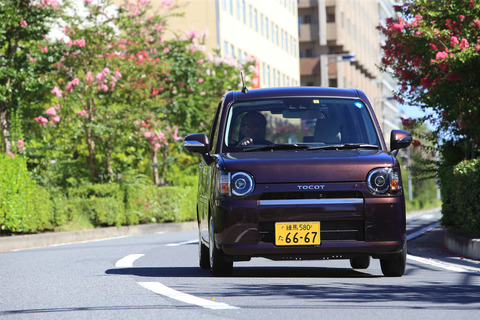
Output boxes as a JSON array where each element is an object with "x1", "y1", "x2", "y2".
[
  {"x1": 67, "y1": 183, "x2": 127, "y2": 227},
  {"x1": 125, "y1": 183, "x2": 197, "y2": 224},
  {"x1": 440, "y1": 158, "x2": 480, "y2": 236},
  {"x1": 60, "y1": 179, "x2": 197, "y2": 228},
  {"x1": 0, "y1": 154, "x2": 54, "y2": 234}
]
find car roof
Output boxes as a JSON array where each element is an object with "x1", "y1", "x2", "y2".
[{"x1": 228, "y1": 87, "x2": 363, "y2": 101}]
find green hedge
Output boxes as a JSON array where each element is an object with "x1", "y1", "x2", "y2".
[
  {"x1": 0, "y1": 156, "x2": 197, "y2": 234},
  {"x1": 56, "y1": 181, "x2": 197, "y2": 228},
  {"x1": 0, "y1": 154, "x2": 54, "y2": 233},
  {"x1": 440, "y1": 158, "x2": 480, "y2": 236}
]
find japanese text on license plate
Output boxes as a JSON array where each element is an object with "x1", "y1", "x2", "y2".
[{"x1": 275, "y1": 222, "x2": 321, "y2": 246}]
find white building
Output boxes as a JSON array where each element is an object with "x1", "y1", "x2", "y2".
[{"x1": 163, "y1": 0, "x2": 300, "y2": 88}]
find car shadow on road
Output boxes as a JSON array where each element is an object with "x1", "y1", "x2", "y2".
[{"x1": 105, "y1": 266, "x2": 379, "y2": 278}]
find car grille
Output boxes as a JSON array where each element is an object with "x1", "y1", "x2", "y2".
[
  {"x1": 259, "y1": 220, "x2": 365, "y2": 243},
  {"x1": 259, "y1": 191, "x2": 363, "y2": 200}
]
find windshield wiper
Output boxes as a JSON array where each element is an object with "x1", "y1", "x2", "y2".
[
  {"x1": 308, "y1": 143, "x2": 380, "y2": 150},
  {"x1": 242, "y1": 144, "x2": 310, "y2": 152}
]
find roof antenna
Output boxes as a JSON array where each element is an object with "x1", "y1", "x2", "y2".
[{"x1": 240, "y1": 72, "x2": 248, "y2": 93}]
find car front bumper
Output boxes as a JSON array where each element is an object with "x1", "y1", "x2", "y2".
[{"x1": 212, "y1": 182, "x2": 406, "y2": 261}]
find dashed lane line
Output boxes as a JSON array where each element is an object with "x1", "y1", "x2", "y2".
[
  {"x1": 115, "y1": 254, "x2": 145, "y2": 268},
  {"x1": 165, "y1": 239, "x2": 198, "y2": 247},
  {"x1": 138, "y1": 282, "x2": 239, "y2": 310}
]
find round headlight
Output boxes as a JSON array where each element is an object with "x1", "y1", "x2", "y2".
[
  {"x1": 367, "y1": 168, "x2": 391, "y2": 194},
  {"x1": 231, "y1": 172, "x2": 255, "y2": 196}
]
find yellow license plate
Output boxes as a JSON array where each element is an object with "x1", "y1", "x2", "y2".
[{"x1": 275, "y1": 222, "x2": 321, "y2": 246}]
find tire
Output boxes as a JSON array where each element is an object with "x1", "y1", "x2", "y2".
[
  {"x1": 350, "y1": 255, "x2": 370, "y2": 269},
  {"x1": 209, "y1": 217, "x2": 233, "y2": 277},
  {"x1": 380, "y1": 240, "x2": 407, "y2": 277},
  {"x1": 199, "y1": 230, "x2": 210, "y2": 269}
]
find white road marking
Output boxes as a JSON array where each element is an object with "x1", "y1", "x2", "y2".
[
  {"x1": 407, "y1": 254, "x2": 479, "y2": 273},
  {"x1": 138, "y1": 282, "x2": 239, "y2": 309},
  {"x1": 407, "y1": 221, "x2": 441, "y2": 241},
  {"x1": 165, "y1": 239, "x2": 198, "y2": 247},
  {"x1": 115, "y1": 254, "x2": 145, "y2": 268}
]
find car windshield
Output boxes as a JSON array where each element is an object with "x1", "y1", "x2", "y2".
[{"x1": 222, "y1": 97, "x2": 381, "y2": 152}]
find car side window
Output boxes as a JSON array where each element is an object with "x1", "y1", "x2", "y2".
[{"x1": 208, "y1": 101, "x2": 223, "y2": 152}]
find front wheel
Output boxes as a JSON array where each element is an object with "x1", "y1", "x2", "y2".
[
  {"x1": 209, "y1": 217, "x2": 233, "y2": 277},
  {"x1": 380, "y1": 240, "x2": 407, "y2": 277}
]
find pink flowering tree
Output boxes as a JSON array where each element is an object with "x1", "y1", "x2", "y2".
[
  {"x1": 379, "y1": 0, "x2": 480, "y2": 153},
  {"x1": 135, "y1": 115, "x2": 181, "y2": 185},
  {"x1": 0, "y1": 0, "x2": 68, "y2": 155},
  {"x1": 31, "y1": 0, "x2": 256, "y2": 184}
]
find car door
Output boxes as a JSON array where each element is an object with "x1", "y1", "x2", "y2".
[{"x1": 198, "y1": 101, "x2": 223, "y2": 244}]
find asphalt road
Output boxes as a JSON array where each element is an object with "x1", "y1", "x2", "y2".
[{"x1": 1, "y1": 209, "x2": 479, "y2": 319}]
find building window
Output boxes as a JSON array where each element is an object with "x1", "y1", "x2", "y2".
[
  {"x1": 222, "y1": 0, "x2": 227, "y2": 10},
  {"x1": 242, "y1": 0, "x2": 246, "y2": 24},
  {"x1": 303, "y1": 15, "x2": 312, "y2": 24},
  {"x1": 223, "y1": 41, "x2": 228, "y2": 56},
  {"x1": 236, "y1": 0, "x2": 240, "y2": 20},
  {"x1": 328, "y1": 79, "x2": 338, "y2": 87},
  {"x1": 281, "y1": 29, "x2": 284, "y2": 49},
  {"x1": 305, "y1": 48, "x2": 313, "y2": 57},
  {"x1": 254, "y1": 9, "x2": 258, "y2": 32},
  {"x1": 229, "y1": 0, "x2": 233, "y2": 15},
  {"x1": 260, "y1": 13, "x2": 264, "y2": 36},
  {"x1": 267, "y1": 65, "x2": 271, "y2": 87},
  {"x1": 265, "y1": 17, "x2": 269, "y2": 39},
  {"x1": 248, "y1": 5, "x2": 252, "y2": 28},
  {"x1": 326, "y1": 6, "x2": 335, "y2": 23},
  {"x1": 262, "y1": 62, "x2": 266, "y2": 86},
  {"x1": 273, "y1": 22, "x2": 277, "y2": 43}
]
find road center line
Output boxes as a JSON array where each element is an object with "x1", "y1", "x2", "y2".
[
  {"x1": 115, "y1": 254, "x2": 145, "y2": 268},
  {"x1": 138, "y1": 282, "x2": 239, "y2": 310}
]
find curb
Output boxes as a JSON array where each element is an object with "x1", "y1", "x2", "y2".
[
  {"x1": 0, "y1": 221, "x2": 197, "y2": 252},
  {"x1": 445, "y1": 228, "x2": 480, "y2": 260}
]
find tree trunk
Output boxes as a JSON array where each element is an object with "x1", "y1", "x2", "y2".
[
  {"x1": 152, "y1": 147, "x2": 159, "y2": 185},
  {"x1": 0, "y1": 98, "x2": 12, "y2": 154},
  {"x1": 85, "y1": 126, "x2": 96, "y2": 182},
  {"x1": 159, "y1": 147, "x2": 168, "y2": 186},
  {"x1": 104, "y1": 136, "x2": 115, "y2": 181}
]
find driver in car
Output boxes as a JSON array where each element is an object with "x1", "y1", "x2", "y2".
[{"x1": 237, "y1": 112, "x2": 273, "y2": 147}]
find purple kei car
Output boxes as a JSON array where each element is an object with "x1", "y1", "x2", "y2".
[{"x1": 184, "y1": 87, "x2": 412, "y2": 277}]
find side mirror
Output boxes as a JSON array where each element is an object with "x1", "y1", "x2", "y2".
[
  {"x1": 183, "y1": 133, "x2": 209, "y2": 154},
  {"x1": 390, "y1": 129, "x2": 412, "y2": 155}
]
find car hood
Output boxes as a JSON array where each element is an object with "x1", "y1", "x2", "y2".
[{"x1": 217, "y1": 149, "x2": 396, "y2": 183}]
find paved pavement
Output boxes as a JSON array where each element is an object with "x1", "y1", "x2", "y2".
[
  {"x1": 408, "y1": 225, "x2": 480, "y2": 272},
  {"x1": 1, "y1": 211, "x2": 479, "y2": 273},
  {"x1": 0, "y1": 221, "x2": 197, "y2": 252}
]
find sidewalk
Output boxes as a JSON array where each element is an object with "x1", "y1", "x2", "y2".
[
  {"x1": 408, "y1": 225, "x2": 480, "y2": 272},
  {"x1": 1, "y1": 211, "x2": 479, "y2": 270},
  {"x1": 0, "y1": 221, "x2": 197, "y2": 252}
]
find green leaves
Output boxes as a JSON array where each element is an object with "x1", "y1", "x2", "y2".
[
  {"x1": 380, "y1": 0, "x2": 480, "y2": 158},
  {"x1": 0, "y1": 153, "x2": 54, "y2": 233}
]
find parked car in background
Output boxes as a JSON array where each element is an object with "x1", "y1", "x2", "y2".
[{"x1": 184, "y1": 87, "x2": 412, "y2": 277}]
